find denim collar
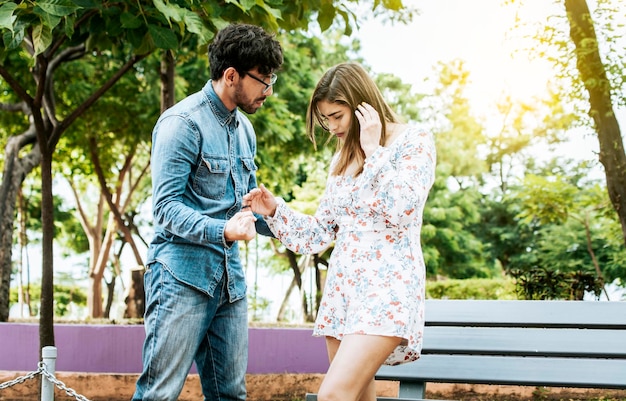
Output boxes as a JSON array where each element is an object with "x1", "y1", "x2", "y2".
[{"x1": 204, "y1": 80, "x2": 238, "y2": 127}]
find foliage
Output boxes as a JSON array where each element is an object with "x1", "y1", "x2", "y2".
[
  {"x1": 528, "y1": 0, "x2": 626, "y2": 124},
  {"x1": 470, "y1": 196, "x2": 533, "y2": 273},
  {"x1": 420, "y1": 60, "x2": 500, "y2": 279},
  {"x1": 423, "y1": 178, "x2": 495, "y2": 279},
  {"x1": 10, "y1": 281, "x2": 87, "y2": 317},
  {"x1": 510, "y1": 267, "x2": 603, "y2": 300},
  {"x1": 15, "y1": 177, "x2": 88, "y2": 254},
  {"x1": 426, "y1": 278, "x2": 517, "y2": 300},
  {"x1": 507, "y1": 160, "x2": 626, "y2": 279},
  {"x1": 425, "y1": 60, "x2": 489, "y2": 189},
  {"x1": 524, "y1": 0, "x2": 626, "y2": 250},
  {"x1": 248, "y1": 283, "x2": 271, "y2": 322}
]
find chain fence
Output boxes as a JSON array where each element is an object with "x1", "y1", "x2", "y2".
[{"x1": 0, "y1": 353, "x2": 91, "y2": 401}]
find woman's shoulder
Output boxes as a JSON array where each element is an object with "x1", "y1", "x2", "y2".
[{"x1": 388, "y1": 124, "x2": 433, "y2": 148}]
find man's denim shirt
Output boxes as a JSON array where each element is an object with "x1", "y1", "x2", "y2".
[{"x1": 147, "y1": 80, "x2": 272, "y2": 302}]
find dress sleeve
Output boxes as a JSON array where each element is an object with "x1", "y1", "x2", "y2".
[
  {"x1": 264, "y1": 182, "x2": 337, "y2": 255},
  {"x1": 350, "y1": 129, "x2": 436, "y2": 226}
]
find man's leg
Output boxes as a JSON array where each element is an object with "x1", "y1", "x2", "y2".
[
  {"x1": 132, "y1": 262, "x2": 212, "y2": 401},
  {"x1": 195, "y1": 276, "x2": 248, "y2": 401}
]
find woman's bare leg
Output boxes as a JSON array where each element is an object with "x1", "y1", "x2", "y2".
[{"x1": 318, "y1": 334, "x2": 401, "y2": 401}]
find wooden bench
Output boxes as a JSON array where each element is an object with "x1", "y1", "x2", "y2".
[{"x1": 308, "y1": 299, "x2": 626, "y2": 401}]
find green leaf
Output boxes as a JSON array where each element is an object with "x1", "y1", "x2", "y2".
[
  {"x1": 120, "y1": 11, "x2": 142, "y2": 29},
  {"x1": 2, "y1": 19, "x2": 24, "y2": 50},
  {"x1": 36, "y1": 0, "x2": 81, "y2": 17},
  {"x1": 337, "y1": 9, "x2": 352, "y2": 36},
  {"x1": 126, "y1": 26, "x2": 146, "y2": 49},
  {"x1": 317, "y1": 2, "x2": 336, "y2": 32},
  {"x1": 382, "y1": 0, "x2": 404, "y2": 11},
  {"x1": 34, "y1": 5, "x2": 63, "y2": 30},
  {"x1": 256, "y1": 0, "x2": 282, "y2": 21},
  {"x1": 64, "y1": 14, "x2": 75, "y2": 37},
  {"x1": 72, "y1": 0, "x2": 100, "y2": 7},
  {"x1": 32, "y1": 23, "x2": 52, "y2": 56},
  {"x1": 0, "y1": 2, "x2": 17, "y2": 32},
  {"x1": 180, "y1": 10, "x2": 201, "y2": 34},
  {"x1": 148, "y1": 24, "x2": 178, "y2": 50},
  {"x1": 237, "y1": 0, "x2": 256, "y2": 11},
  {"x1": 181, "y1": 10, "x2": 212, "y2": 44},
  {"x1": 153, "y1": 0, "x2": 180, "y2": 26}
]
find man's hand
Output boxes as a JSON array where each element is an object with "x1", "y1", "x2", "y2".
[{"x1": 224, "y1": 210, "x2": 257, "y2": 241}]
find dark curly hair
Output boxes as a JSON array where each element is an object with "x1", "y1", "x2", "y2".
[{"x1": 208, "y1": 23, "x2": 283, "y2": 80}]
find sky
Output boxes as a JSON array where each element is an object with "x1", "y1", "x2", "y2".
[
  {"x1": 351, "y1": 0, "x2": 623, "y2": 164},
  {"x1": 356, "y1": 0, "x2": 558, "y2": 111}
]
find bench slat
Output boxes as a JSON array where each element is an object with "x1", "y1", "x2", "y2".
[
  {"x1": 423, "y1": 326, "x2": 626, "y2": 358},
  {"x1": 305, "y1": 394, "x2": 436, "y2": 401},
  {"x1": 424, "y1": 300, "x2": 626, "y2": 329},
  {"x1": 377, "y1": 354, "x2": 626, "y2": 389}
]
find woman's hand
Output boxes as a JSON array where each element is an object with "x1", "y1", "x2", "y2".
[
  {"x1": 355, "y1": 102, "x2": 382, "y2": 157},
  {"x1": 243, "y1": 184, "x2": 278, "y2": 217}
]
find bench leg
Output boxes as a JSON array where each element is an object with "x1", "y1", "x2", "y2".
[{"x1": 398, "y1": 382, "x2": 427, "y2": 399}]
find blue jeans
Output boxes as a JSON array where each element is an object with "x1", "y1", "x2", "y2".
[{"x1": 132, "y1": 262, "x2": 248, "y2": 401}]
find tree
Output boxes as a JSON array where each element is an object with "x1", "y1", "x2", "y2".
[
  {"x1": 0, "y1": 0, "x2": 414, "y2": 352},
  {"x1": 564, "y1": 0, "x2": 626, "y2": 246},
  {"x1": 522, "y1": 0, "x2": 626, "y2": 245},
  {"x1": 0, "y1": 1, "x2": 155, "y2": 349},
  {"x1": 508, "y1": 159, "x2": 625, "y2": 299},
  {"x1": 54, "y1": 51, "x2": 158, "y2": 318},
  {"x1": 419, "y1": 60, "x2": 496, "y2": 279}
]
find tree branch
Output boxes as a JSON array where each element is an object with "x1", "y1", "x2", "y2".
[
  {"x1": 0, "y1": 101, "x2": 30, "y2": 114},
  {"x1": 50, "y1": 53, "x2": 150, "y2": 150},
  {"x1": 43, "y1": 44, "x2": 88, "y2": 128},
  {"x1": 0, "y1": 66, "x2": 34, "y2": 106}
]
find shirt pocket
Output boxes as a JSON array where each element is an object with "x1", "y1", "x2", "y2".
[
  {"x1": 241, "y1": 156, "x2": 257, "y2": 190},
  {"x1": 195, "y1": 155, "x2": 230, "y2": 200}
]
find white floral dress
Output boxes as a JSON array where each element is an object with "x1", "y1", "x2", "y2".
[{"x1": 265, "y1": 127, "x2": 436, "y2": 365}]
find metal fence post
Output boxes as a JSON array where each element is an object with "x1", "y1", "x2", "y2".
[{"x1": 41, "y1": 346, "x2": 57, "y2": 401}]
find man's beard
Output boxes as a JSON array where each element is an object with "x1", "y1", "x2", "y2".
[{"x1": 235, "y1": 86, "x2": 265, "y2": 114}]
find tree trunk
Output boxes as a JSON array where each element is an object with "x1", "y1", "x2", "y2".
[
  {"x1": 160, "y1": 50, "x2": 176, "y2": 112},
  {"x1": 0, "y1": 132, "x2": 39, "y2": 321},
  {"x1": 565, "y1": 0, "x2": 626, "y2": 246},
  {"x1": 276, "y1": 252, "x2": 308, "y2": 321},
  {"x1": 124, "y1": 267, "x2": 145, "y2": 319},
  {"x1": 312, "y1": 254, "x2": 326, "y2": 315},
  {"x1": 88, "y1": 214, "x2": 116, "y2": 318},
  {"x1": 39, "y1": 145, "x2": 55, "y2": 348},
  {"x1": 103, "y1": 276, "x2": 116, "y2": 319},
  {"x1": 88, "y1": 156, "x2": 147, "y2": 318}
]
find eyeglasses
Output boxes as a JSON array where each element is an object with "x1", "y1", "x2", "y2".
[{"x1": 243, "y1": 71, "x2": 277, "y2": 94}]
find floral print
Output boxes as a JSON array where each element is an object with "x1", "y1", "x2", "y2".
[{"x1": 265, "y1": 127, "x2": 436, "y2": 366}]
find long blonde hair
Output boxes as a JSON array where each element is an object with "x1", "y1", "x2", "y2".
[{"x1": 306, "y1": 62, "x2": 400, "y2": 177}]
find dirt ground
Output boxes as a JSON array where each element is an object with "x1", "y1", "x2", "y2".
[{"x1": 1, "y1": 371, "x2": 625, "y2": 401}]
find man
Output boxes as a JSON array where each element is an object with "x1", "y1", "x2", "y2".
[{"x1": 132, "y1": 23, "x2": 283, "y2": 401}]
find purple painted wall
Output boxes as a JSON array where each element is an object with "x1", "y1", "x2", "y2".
[{"x1": 0, "y1": 323, "x2": 329, "y2": 374}]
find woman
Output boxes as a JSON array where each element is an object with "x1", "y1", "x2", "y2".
[{"x1": 244, "y1": 62, "x2": 436, "y2": 401}]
